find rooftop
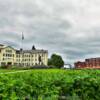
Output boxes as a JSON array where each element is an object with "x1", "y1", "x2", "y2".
[
  {"x1": 16, "y1": 49, "x2": 48, "y2": 54},
  {"x1": 0, "y1": 44, "x2": 48, "y2": 54}
]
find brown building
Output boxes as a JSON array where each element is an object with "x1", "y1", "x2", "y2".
[
  {"x1": 74, "y1": 58, "x2": 100, "y2": 69},
  {"x1": 74, "y1": 61, "x2": 86, "y2": 68}
]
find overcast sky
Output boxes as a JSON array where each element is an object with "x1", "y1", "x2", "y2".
[{"x1": 0, "y1": 0, "x2": 100, "y2": 64}]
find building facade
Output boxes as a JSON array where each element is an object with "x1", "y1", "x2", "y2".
[
  {"x1": 74, "y1": 58, "x2": 100, "y2": 69},
  {"x1": 0, "y1": 44, "x2": 48, "y2": 67}
]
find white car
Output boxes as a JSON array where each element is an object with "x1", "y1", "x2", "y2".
[{"x1": 63, "y1": 64, "x2": 72, "y2": 69}]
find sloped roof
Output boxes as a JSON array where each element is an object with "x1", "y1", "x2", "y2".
[
  {"x1": 16, "y1": 49, "x2": 48, "y2": 54},
  {"x1": 0, "y1": 44, "x2": 4, "y2": 46}
]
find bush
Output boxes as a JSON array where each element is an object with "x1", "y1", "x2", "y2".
[{"x1": 1, "y1": 65, "x2": 10, "y2": 69}]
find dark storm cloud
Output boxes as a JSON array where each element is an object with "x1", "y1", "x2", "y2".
[{"x1": 0, "y1": 0, "x2": 100, "y2": 64}]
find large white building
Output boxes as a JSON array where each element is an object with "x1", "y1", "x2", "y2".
[{"x1": 0, "y1": 44, "x2": 48, "y2": 67}]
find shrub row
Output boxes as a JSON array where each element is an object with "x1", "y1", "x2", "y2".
[{"x1": 0, "y1": 69, "x2": 99, "y2": 100}]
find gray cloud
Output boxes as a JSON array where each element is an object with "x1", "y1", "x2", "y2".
[{"x1": 0, "y1": 0, "x2": 100, "y2": 64}]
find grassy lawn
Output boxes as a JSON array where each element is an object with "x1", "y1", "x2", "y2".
[
  {"x1": 0, "y1": 69, "x2": 63, "y2": 74},
  {"x1": 0, "y1": 69, "x2": 17, "y2": 73},
  {"x1": 0, "y1": 69, "x2": 100, "y2": 99},
  {"x1": 0, "y1": 68, "x2": 98, "y2": 73},
  {"x1": 0, "y1": 69, "x2": 29, "y2": 73}
]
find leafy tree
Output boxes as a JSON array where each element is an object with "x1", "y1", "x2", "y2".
[{"x1": 48, "y1": 54, "x2": 64, "y2": 68}]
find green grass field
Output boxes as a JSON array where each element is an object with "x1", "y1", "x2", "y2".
[
  {"x1": 0, "y1": 69, "x2": 29, "y2": 73},
  {"x1": 0, "y1": 69, "x2": 100, "y2": 100}
]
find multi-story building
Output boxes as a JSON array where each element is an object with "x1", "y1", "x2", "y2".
[
  {"x1": 0, "y1": 44, "x2": 48, "y2": 67},
  {"x1": 74, "y1": 61, "x2": 86, "y2": 69},
  {"x1": 74, "y1": 58, "x2": 100, "y2": 69}
]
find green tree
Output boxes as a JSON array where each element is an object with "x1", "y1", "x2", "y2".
[{"x1": 48, "y1": 54, "x2": 64, "y2": 68}]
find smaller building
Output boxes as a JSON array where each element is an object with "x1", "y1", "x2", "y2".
[{"x1": 74, "y1": 57, "x2": 100, "y2": 69}]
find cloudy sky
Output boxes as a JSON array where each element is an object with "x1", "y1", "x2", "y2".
[{"x1": 0, "y1": 0, "x2": 100, "y2": 64}]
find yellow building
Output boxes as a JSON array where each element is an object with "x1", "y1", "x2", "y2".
[{"x1": 0, "y1": 44, "x2": 48, "y2": 67}]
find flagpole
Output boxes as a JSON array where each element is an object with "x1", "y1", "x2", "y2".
[
  {"x1": 22, "y1": 32, "x2": 24, "y2": 50},
  {"x1": 21, "y1": 32, "x2": 24, "y2": 67}
]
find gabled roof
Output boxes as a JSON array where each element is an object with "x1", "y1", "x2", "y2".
[{"x1": 4, "y1": 46, "x2": 16, "y2": 51}]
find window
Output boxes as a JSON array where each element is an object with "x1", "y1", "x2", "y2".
[
  {"x1": 3, "y1": 54, "x2": 5, "y2": 56},
  {"x1": 6, "y1": 54, "x2": 7, "y2": 57},
  {"x1": 8, "y1": 54, "x2": 10, "y2": 57},
  {"x1": 8, "y1": 54, "x2": 12, "y2": 57},
  {"x1": 17, "y1": 55, "x2": 20, "y2": 57},
  {"x1": 6, "y1": 50, "x2": 12, "y2": 53}
]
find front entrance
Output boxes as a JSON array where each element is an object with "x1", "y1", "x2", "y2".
[{"x1": 7, "y1": 62, "x2": 12, "y2": 66}]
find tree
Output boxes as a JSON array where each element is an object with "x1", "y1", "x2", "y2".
[{"x1": 48, "y1": 54, "x2": 64, "y2": 68}]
